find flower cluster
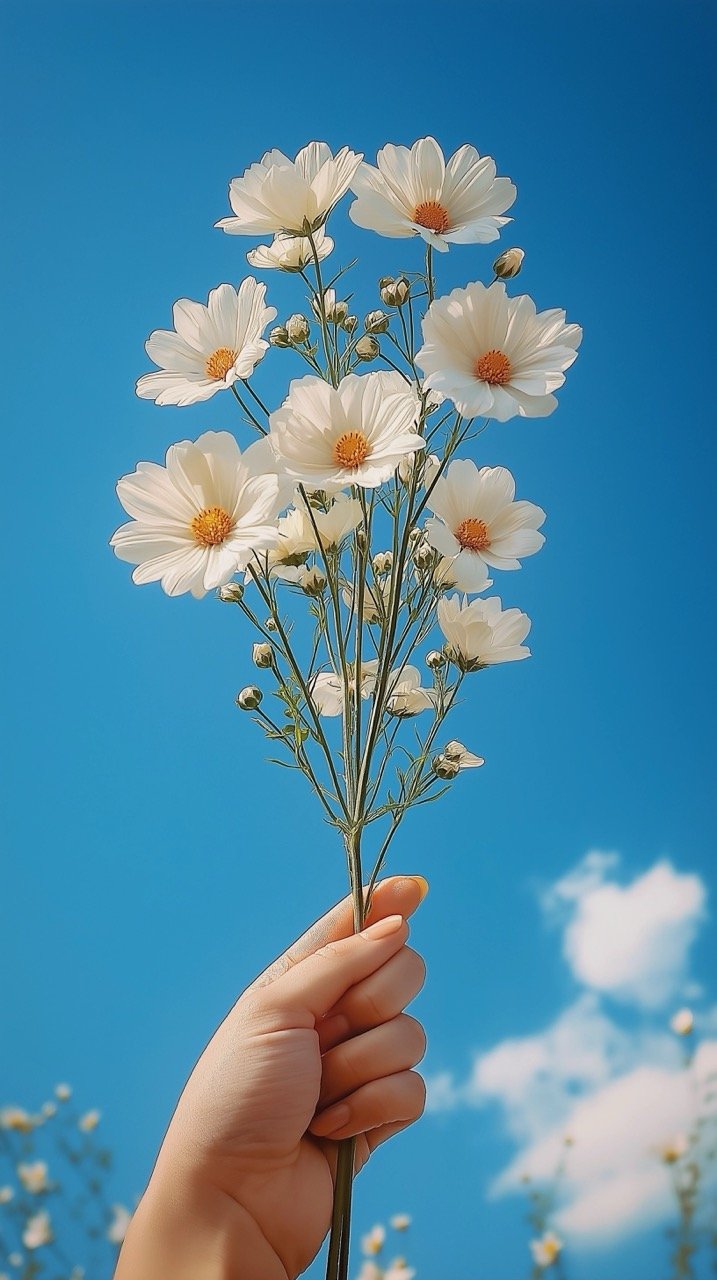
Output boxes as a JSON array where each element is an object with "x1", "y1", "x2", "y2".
[{"x1": 111, "y1": 134, "x2": 580, "y2": 1280}]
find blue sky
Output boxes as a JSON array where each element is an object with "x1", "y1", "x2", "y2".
[{"x1": 1, "y1": 2, "x2": 716, "y2": 1277}]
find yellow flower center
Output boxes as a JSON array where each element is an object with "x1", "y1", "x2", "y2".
[
  {"x1": 455, "y1": 517, "x2": 491, "y2": 552},
  {"x1": 191, "y1": 506, "x2": 234, "y2": 547},
  {"x1": 474, "y1": 348, "x2": 512, "y2": 386},
  {"x1": 205, "y1": 347, "x2": 237, "y2": 380},
  {"x1": 333, "y1": 430, "x2": 372, "y2": 470},
  {"x1": 413, "y1": 200, "x2": 451, "y2": 234}
]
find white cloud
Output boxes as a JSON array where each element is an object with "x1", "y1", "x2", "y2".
[{"x1": 545, "y1": 854, "x2": 706, "y2": 1008}]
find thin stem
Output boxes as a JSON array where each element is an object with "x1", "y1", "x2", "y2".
[{"x1": 230, "y1": 383, "x2": 267, "y2": 435}]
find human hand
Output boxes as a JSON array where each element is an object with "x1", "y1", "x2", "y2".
[{"x1": 115, "y1": 875, "x2": 428, "y2": 1280}]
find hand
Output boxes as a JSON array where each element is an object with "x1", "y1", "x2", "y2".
[{"x1": 115, "y1": 875, "x2": 428, "y2": 1280}]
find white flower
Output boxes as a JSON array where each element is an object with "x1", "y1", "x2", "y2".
[
  {"x1": 443, "y1": 740, "x2": 484, "y2": 769},
  {"x1": 0, "y1": 1187, "x2": 14, "y2": 1204},
  {"x1": 310, "y1": 494, "x2": 363, "y2": 547},
  {"x1": 384, "y1": 1264, "x2": 416, "y2": 1280},
  {"x1": 270, "y1": 372, "x2": 423, "y2": 490},
  {"x1": 23, "y1": 1211, "x2": 53, "y2": 1250},
  {"x1": 342, "y1": 576, "x2": 391, "y2": 624},
  {"x1": 312, "y1": 288, "x2": 349, "y2": 325},
  {"x1": 107, "y1": 1204, "x2": 132, "y2": 1245},
  {"x1": 78, "y1": 1110, "x2": 100, "y2": 1133},
  {"x1": 136, "y1": 279, "x2": 276, "y2": 407},
  {"x1": 309, "y1": 661, "x2": 379, "y2": 717},
  {"x1": 356, "y1": 1265, "x2": 382, "y2": 1280},
  {"x1": 112, "y1": 432, "x2": 283, "y2": 598},
  {"x1": 296, "y1": 564, "x2": 326, "y2": 596},
  {"x1": 389, "y1": 1214, "x2": 411, "y2": 1231},
  {"x1": 398, "y1": 450, "x2": 440, "y2": 487},
  {"x1": 438, "y1": 594, "x2": 531, "y2": 671},
  {"x1": 425, "y1": 460, "x2": 545, "y2": 591},
  {"x1": 350, "y1": 136, "x2": 515, "y2": 252},
  {"x1": 217, "y1": 142, "x2": 362, "y2": 236},
  {"x1": 246, "y1": 227, "x2": 334, "y2": 272},
  {"x1": 530, "y1": 1231, "x2": 563, "y2": 1268},
  {"x1": 417, "y1": 281, "x2": 582, "y2": 420},
  {"x1": 0, "y1": 1108, "x2": 33, "y2": 1133},
  {"x1": 670, "y1": 1008, "x2": 694, "y2": 1036},
  {"x1": 54, "y1": 1084, "x2": 71, "y2": 1101},
  {"x1": 386, "y1": 666, "x2": 438, "y2": 716},
  {"x1": 264, "y1": 506, "x2": 317, "y2": 580},
  {"x1": 40, "y1": 1102, "x2": 56, "y2": 1118},
  {"x1": 17, "y1": 1163, "x2": 49, "y2": 1194},
  {"x1": 8, "y1": 1255, "x2": 22, "y2": 1268},
  {"x1": 432, "y1": 554, "x2": 492, "y2": 595},
  {"x1": 361, "y1": 1223, "x2": 386, "y2": 1256}
]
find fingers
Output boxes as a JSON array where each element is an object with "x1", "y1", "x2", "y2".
[
  {"x1": 247, "y1": 875, "x2": 428, "y2": 993},
  {"x1": 318, "y1": 1014, "x2": 426, "y2": 1109},
  {"x1": 317, "y1": 945, "x2": 426, "y2": 1051},
  {"x1": 309, "y1": 1069, "x2": 426, "y2": 1141},
  {"x1": 266, "y1": 915, "x2": 410, "y2": 1022}
]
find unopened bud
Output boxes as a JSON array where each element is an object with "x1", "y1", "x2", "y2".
[
  {"x1": 355, "y1": 527, "x2": 368, "y2": 552},
  {"x1": 286, "y1": 313, "x2": 310, "y2": 344},
  {"x1": 493, "y1": 247, "x2": 525, "y2": 280},
  {"x1": 343, "y1": 314, "x2": 358, "y2": 334},
  {"x1": 408, "y1": 526, "x2": 423, "y2": 545},
  {"x1": 425, "y1": 649, "x2": 445, "y2": 670},
  {"x1": 364, "y1": 309, "x2": 390, "y2": 334},
  {"x1": 269, "y1": 325, "x2": 290, "y2": 348},
  {"x1": 380, "y1": 275, "x2": 410, "y2": 307},
  {"x1": 372, "y1": 551, "x2": 393, "y2": 575},
  {"x1": 670, "y1": 1008, "x2": 694, "y2": 1036},
  {"x1": 312, "y1": 290, "x2": 348, "y2": 325},
  {"x1": 252, "y1": 642, "x2": 273, "y2": 668},
  {"x1": 413, "y1": 540, "x2": 434, "y2": 570},
  {"x1": 217, "y1": 581, "x2": 244, "y2": 603},
  {"x1": 355, "y1": 335, "x2": 380, "y2": 362},
  {"x1": 298, "y1": 565, "x2": 326, "y2": 596},
  {"x1": 236, "y1": 685, "x2": 263, "y2": 710},
  {"x1": 265, "y1": 616, "x2": 278, "y2": 632},
  {"x1": 432, "y1": 753, "x2": 459, "y2": 780}
]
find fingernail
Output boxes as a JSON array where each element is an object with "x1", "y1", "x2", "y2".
[
  {"x1": 409, "y1": 875, "x2": 429, "y2": 903},
  {"x1": 363, "y1": 914, "x2": 404, "y2": 939},
  {"x1": 312, "y1": 1101, "x2": 350, "y2": 1136}
]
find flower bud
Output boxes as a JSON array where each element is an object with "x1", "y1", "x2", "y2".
[
  {"x1": 236, "y1": 685, "x2": 263, "y2": 710},
  {"x1": 298, "y1": 565, "x2": 326, "y2": 596},
  {"x1": 364, "y1": 309, "x2": 390, "y2": 334},
  {"x1": 265, "y1": 616, "x2": 278, "y2": 632},
  {"x1": 269, "y1": 324, "x2": 290, "y2": 348},
  {"x1": 217, "y1": 581, "x2": 244, "y2": 603},
  {"x1": 425, "y1": 649, "x2": 445, "y2": 670},
  {"x1": 355, "y1": 335, "x2": 380, "y2": 362},
  {"x1": 355, "y1": 527, "x2": 368, "y2": 552},
  {"x1": 670, "y1": 1008, "x2": 694, "y2": 1036},
  {"x1": 312, "y1": 290, "x2": 348, "y2": 325},
  {"x1": 372, "y1": 551, "x2": 393, "y2": 575},
  {"x1": 286, "y1": 313, "x2": 310, "y2": 344},
  {"x1": 380, "y1": 275, "x2": 410, "y2": 307},
  {"x1": 408, "y1": 526, "x2": 423, "y2": 545},
  {"x1": 252, "y1": 642, "x2": 273, "y2": 668},
  {"x1": 432, "y1": 753, "x2": 459, "y2": 781},
  {"x1": 343, "y1": 314, "x2": 358, "y2": 334},
  {"x1": 493, "y1": 247, "x2": 525, "y2": 280},
  {"x1": 413, "y1": 540, "x2": 434, "y2": 570}
]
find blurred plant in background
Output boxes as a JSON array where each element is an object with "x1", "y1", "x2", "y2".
[
  {"x1": 0, "y1": 1086, "x2": 130, "y2": 1280},
  {"x1": 355, "y1": 1215, "x2": 414, "y2": 1280}
]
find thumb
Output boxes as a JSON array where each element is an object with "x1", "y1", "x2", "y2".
[{"x1": 264, "y1": 914, "x2": 408, "y2": 1023}]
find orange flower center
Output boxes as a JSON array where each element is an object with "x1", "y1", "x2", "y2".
[
  {"x1": 413, "y1": 200, "x2": 451, "y2": 234},
  {"x1": 205, "y1": 347, "x2": 237, "y2": 380},
  {"x1": 455, "y1": 517, "x2": 491, "y2": 552},
  {"x1": 191, "y1": 506, "x2": 234, "y2": 547},
  {"x1": 333, "y1": 430, "x2": 372, "y2": 470},
  {"x1": 474, "y1": 349, "x2": 512, "y2": 386}
]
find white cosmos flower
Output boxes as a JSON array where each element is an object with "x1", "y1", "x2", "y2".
[
  {"x1": 361, "y1": 1224, "x2": 386, "y2": 1256},
  {"x1": 350, "y1": 136, "x2": 515, "y2": 252},
  {"x1": 389, "y1": 1214, "x2": 411, "y2": 1231},
  {"x1": 270, "y1": 372, "x2": 423, "y2": 490},
  {"x1": 23, "y1": 1211, "x2": 53, "y2": 1250},
  {"x1": 136, "y1": 279, "x2": 276, "y2": 407},
  {"x1": 17, "y1": 1163, "x2": 49, "y2": 1194},
  {"x1": 530, "y1": 1232, "x2": 563, "y2": 1268},
  {"x1": 54, "y1": 1084, "x2": 71, "y2": 1101},
  {"x1": 443, "y1": 740, "x2": 484, "y2": 769},
  {"x1": 309, "y1": 494, "x2": 363, "y2": 547},
  {"x1": 263, "y1": 506, "x2": 316, "y2": 581},
  {"x1": 0, "y1": 1108, "x2": 33, "y2": 1132},
  {"x1": 107, "y1": 1204, "x2": 132, "y2": 1245},
  {"x1": 217, "y1": 142, "x2": 362, "y2": 236},
  {"x1": 384, "y1": 1264, "x2": 416, "y2": 1280},
  {"x1": 309, "y1": 661, "x2": 379, "y2": 717},
  {"x1": 417, "y1": 281, "x2": 582, "y2": 420},
  {"x1": 246, "y1": 227, "x2": 334, "y2": 272},
  {"x1": 438, "y1": 594, "x2": 531, "y2": 671},
  {"x1": 78, "y1": 1110, "x2": 100, "y2": 1133},
  {"x1": 386, "y1": 666, "x2": 437, "y2": 716},
  {"x1": 425, "y1": 460, "x2": 545, "y2": 591},
  {"x1": 432, "y1": 553, "x2": 492, "y2": 595},
  {"x1": 342, "y1": 576, "x2": 392, "y2": 624},
  {"x1": 111, "y1": 432, "x2": 282, "y2": 598}
]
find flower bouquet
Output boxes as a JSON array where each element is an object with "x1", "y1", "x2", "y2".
[{"x1": 111, "y1": 136, "x2": 581, "y2": 1279}]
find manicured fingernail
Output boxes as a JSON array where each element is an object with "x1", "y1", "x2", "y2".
[
  {"x1": 409, "y1": 875, "x2": 429, "y2": 903},
  {"x1": 363, "y1": 914, "x2": 404, "y2": 939},
  {"x1": 312, "y1": 1101, "x2": 350, "y2": 1136}
]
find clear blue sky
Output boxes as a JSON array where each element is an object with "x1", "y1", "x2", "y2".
[{"x1": 1, "y1": 3, "x2": 715, "y2": 1278}]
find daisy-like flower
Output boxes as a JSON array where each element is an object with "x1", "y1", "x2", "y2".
[
  {"x1": 432, "y1": 554, "x2": 492, "y2": 595},
  {"x1": 425, "y1": 460, "x2": 545, "y2": 590},
  {"x1": 246, "y1": 228, "x2": 334, "y2": 272},
  {"x1": 389, "y1": 1214, "x2": 411, "y2": 1231},
  {"x1": 270, "y1": 372, "x2": 423, "y2": 490},
  {"x1": 361, "y1": 1224, "x2": 386, "y2": 1256},
  {"x1": 438, "y1": 594, "x2": 531, "y2": 671},
  {"x1": 262, "y1": 506, "x2": 317, "y2": 582},
  {"x1": 217, "y1": 142, "x2": 362, "y2": 237},
  {"x1": 310, "y1": 661, "x2": 379, "y2": 717},
  {"x1": 530, "y1": 1231, "x2": 563, "y2": 1268},
  {"x1": 417, "y1": 281, "x2": 582, "y2": 420},
  {"x1": 349, "y1": 136, "x2": 515, "y2": 252},
  {"x1": 54, "y1": 1084, "x2": 71, "y2": 1101},
  {"x1": 309, "y1": 494, "x2": 363, "y2": 547},
  {"x1": 17, "y1": 1163, "x2": 49, "y2": 1194},
  {"x1": 342, "y1": 575, "x2": 392, "y2": 624},
  {"x1": 23, "y1": 1210, "x2": 53, "y2": 1250},
  {"x1": 78, "y1": 1110, "x2": 100, "y2": 1133},
  {"x1": 0, "y1": 1108, "x2": 33, "y2": 1133},
  {"x1": 386, "y1": 666, "x2": 438, "y2": 717},
  {"x1": 136, "y1": 279, "x2": 276, "y2": 407},
  {"x1": 111, "y1": 432, "x2": 282, "y2": 598},
  {"x1": 443, "y1": 740, "x2": 485, "y2": 769},
  {"x1": 670, "y1": 1008, "x2": 694, "y2": 1036},
  {"x1": 107, "y1": 1204, "x2": 132, "y2": 1245}
]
